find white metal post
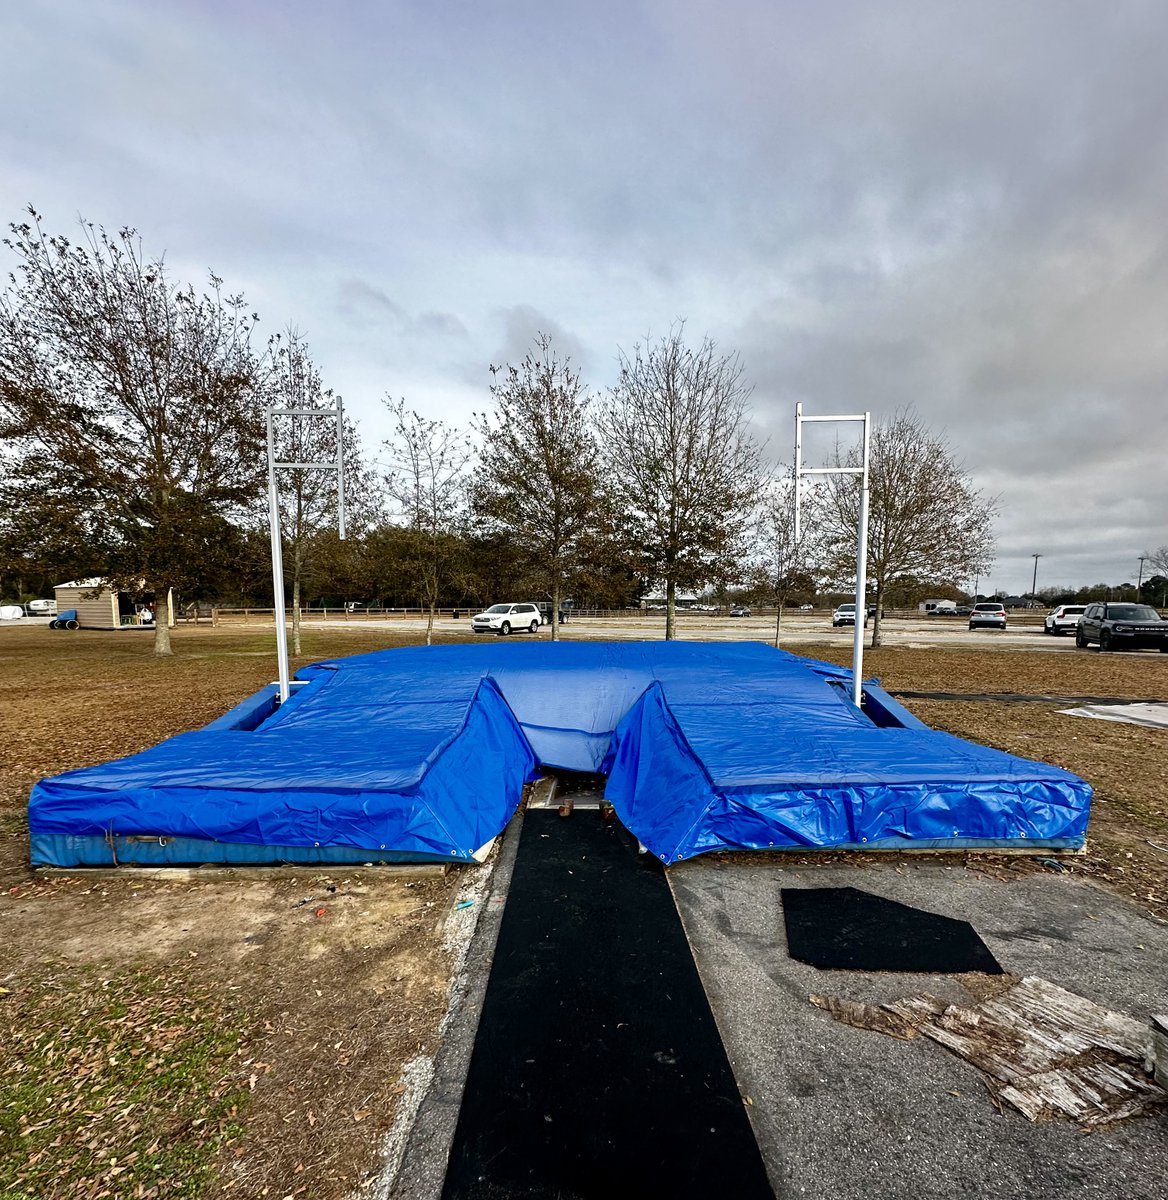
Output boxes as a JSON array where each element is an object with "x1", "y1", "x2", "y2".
[
  {"x1": 793, "y1": 406, "x2": 872, "y2": 709},
  {"x1": 793, "y1": 402, "x2": 804, "y2": 541},
  {"x1": 336, "y1": 398, "x2": 346, "y2": 541},
  {"x1": 266, "y1": 412, "x2": 292, "y2": 703},
  {"x1": 851, "y1": 415, "x2": 871, "y2": 708},
  {"x1": 266, "y1": 405, "x2": 347, "y2": 705}
]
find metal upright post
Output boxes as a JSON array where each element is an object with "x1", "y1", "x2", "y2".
[
  {"x1": 266, "y1": 412, "x2": 292, "y2": 703},
  {"x1": 793, "y1": 402, "x2": 804, "y2": 541},
  {"x1": 793, "y1": 405, "x2": 872, "y2": 708},
  {"x1": 336, "y1": 398, "x2": 346, "y2": 541},
  {"x1": 851, "y1": 416, "x2": 871, "y2": 708},
  {"x1": 265, "y1": 404, "x2": 347, "y2": 705}
]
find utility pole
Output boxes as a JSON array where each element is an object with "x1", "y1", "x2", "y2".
[
  {"x1": 1030, "y1": 554, "x2": 1042, "y2": 605},
  {"x1": 1137, "y1": 555, "x2": 1147, "y2": 594}
]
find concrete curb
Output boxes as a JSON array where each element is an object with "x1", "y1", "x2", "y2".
[{"x1": 378, "y1": 806, "x2": 526, "y2": 1199}]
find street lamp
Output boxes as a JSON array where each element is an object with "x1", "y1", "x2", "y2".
[
  {"x1": 1137, "y1": 555, "x2": 1147, "y2": 595},
  {"x1": 1030, "y1": 554, "x2": 1042, "y2": 605}
]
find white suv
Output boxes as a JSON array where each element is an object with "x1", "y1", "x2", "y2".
[
  {"x1": 471, "y1": 602, "x2": 543, "y2": 635},
  {"x1": 1043, "y1": 604, "x2": 1086, "y2": 636},
  {"x1": 832, "y1": 603, "x2": 869, "y2": 628}
]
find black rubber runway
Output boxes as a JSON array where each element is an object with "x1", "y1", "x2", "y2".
[
  {"x1": 441, "y1": 809, "x2": 773, "y2": 1199},
  {"x1": 782, "y1": 886, "x2": 1004, "y2": 974}
]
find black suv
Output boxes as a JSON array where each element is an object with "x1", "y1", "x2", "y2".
[{"x1": 1076, "y1": 602, "x2": 1168, "y2": 652}]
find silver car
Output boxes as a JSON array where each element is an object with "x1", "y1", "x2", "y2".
[{"x1": 969, "y1": 602, "x2": 1007, "y2": 630}]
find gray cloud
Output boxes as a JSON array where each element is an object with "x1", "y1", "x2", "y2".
[{"x1": 492, "y1": 306, "x2": 592, "y2": 375}]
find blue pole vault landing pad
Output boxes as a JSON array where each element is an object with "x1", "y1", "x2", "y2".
[{"x1": 28, "y1": 641, "x2": 1092, "y2": 868}]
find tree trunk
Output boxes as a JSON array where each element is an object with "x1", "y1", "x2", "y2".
[
  {"x1": 870, "y1": 581, "x2": 884, "y2": 648},
  {"x1": 665, "y1": 577, "x2": 676, "y2": 641},
  {"x1": 551, "y1": 581, "x2": 560, "y2": 642},
  {"x1": 292, "y1": 575, "x2": 302, "y2": 657},
  {"x1": 425, "y1": 601, "x2": 435, "y2": 646},
  {"x1": 151, "y1": 584, "x2": 173, "y2": 657},
  {"x1": 773, "y1": 600, "x2": 783, "y2": 649}
]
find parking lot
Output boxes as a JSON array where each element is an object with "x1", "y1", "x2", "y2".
[{"x1": 196, "y1": 607, "x2": 1087, "y2": 652}]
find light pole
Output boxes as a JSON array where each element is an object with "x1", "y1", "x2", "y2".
[
  {"x1": 1030, "y1": 554, "x2": 1042, "y2": 606},
  {"x1": 1137, "y1": 555, "x2": 1147, "y2": 596}
]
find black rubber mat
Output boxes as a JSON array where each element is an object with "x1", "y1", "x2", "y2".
[
  {"x1": 782, "y1": 886, "x2": 1004, "y2": 974},
  {"x1": 442, "y1": 809, "x2": 773, "y2": 1199}
]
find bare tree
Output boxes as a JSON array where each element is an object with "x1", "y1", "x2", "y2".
[
  {"x1": 816, "y1": 407, "x2": 996, "y2": 647},
  {"x1": 1145, "y1": 545, "x2": 1168, "y2": 578},
  {"x1": 0, "y1": 208, "x2": 267, "y2": 655},
  {"x1": 473, "y1": 334, "x2": 599, "y2": 640},
  {"x1": 749, "y1": 472, "x2": 817, "y2": 649},
  {"x1": 383, "y1": 399, "x2": 472, "y2": 645},
  {"x1": 266, "y1": 331, "x2": 371, "y2": 654},
  {"x1": 597, "y1": 325, "x2": 762, "y2": 639}
]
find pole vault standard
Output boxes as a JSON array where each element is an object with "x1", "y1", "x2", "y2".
[
  {"x1": 793, "y1": 403, "x2": 871, "y2": 708},
  {"x1": 266, "y1": 403, "x2": 346, "y2": 703}
]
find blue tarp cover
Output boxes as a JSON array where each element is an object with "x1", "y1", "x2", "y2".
[{"x1": 28, "y1": 641, "x2": 1091, "y2": 866}]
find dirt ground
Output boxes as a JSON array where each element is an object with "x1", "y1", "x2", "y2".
[
  {"x1": 2, "y1": 623, "x2": 1167, "y2": 1198},
  {"x1": 0, "y1": 626, "x2": 478, "y2": 1200}
]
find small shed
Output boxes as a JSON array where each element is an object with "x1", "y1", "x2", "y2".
[{"x1": 53, "y1": 580, "x2": 175, "y2": 630}]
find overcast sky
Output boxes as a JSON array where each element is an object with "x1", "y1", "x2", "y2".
[{"x1": 3, "y1": 0, "x2": 1167, "y2": 593}]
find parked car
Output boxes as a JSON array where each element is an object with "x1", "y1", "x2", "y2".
[
  {"x1": 729, "y1": 605, "x2": 751, "y2": 617},
  {"x1": 1044, "y1": 604, "x2": 1087, "y2": 636},
  {"x1": 955, "y1": 606, "x2": 972, "y2": 616},
  {"x1": 968, "y1": 602, "x2": 1007, "y2": 630},
  {"x1": 832, "y1": 603, "x2": 868, "y2": 628},
  {"x1": 470, "y1": 602, "x2": 543, "y2": 635},
  {"x1": 1075, "y1": 602, "x2": 1168, "y2": 652},
  {"x1": 797, "y1": 603, "x2": 814, "y2": 611}
]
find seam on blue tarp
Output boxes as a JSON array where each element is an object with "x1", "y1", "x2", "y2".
[
  {"x1": 860, "y1": 683, "x2": 930, "y2": 731},
  {"x1": 648, "y1": 686, "x2": 725, "y2": 863},
  {"x1": 414, "y1": 677, "x2": 528, "y2": 855},
  {"x1": 519, "y1": 721, "x2": 619, "y2": 740},
  {"x1": 256, "y1": 666, "x2": 338, "y2": 729}
]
